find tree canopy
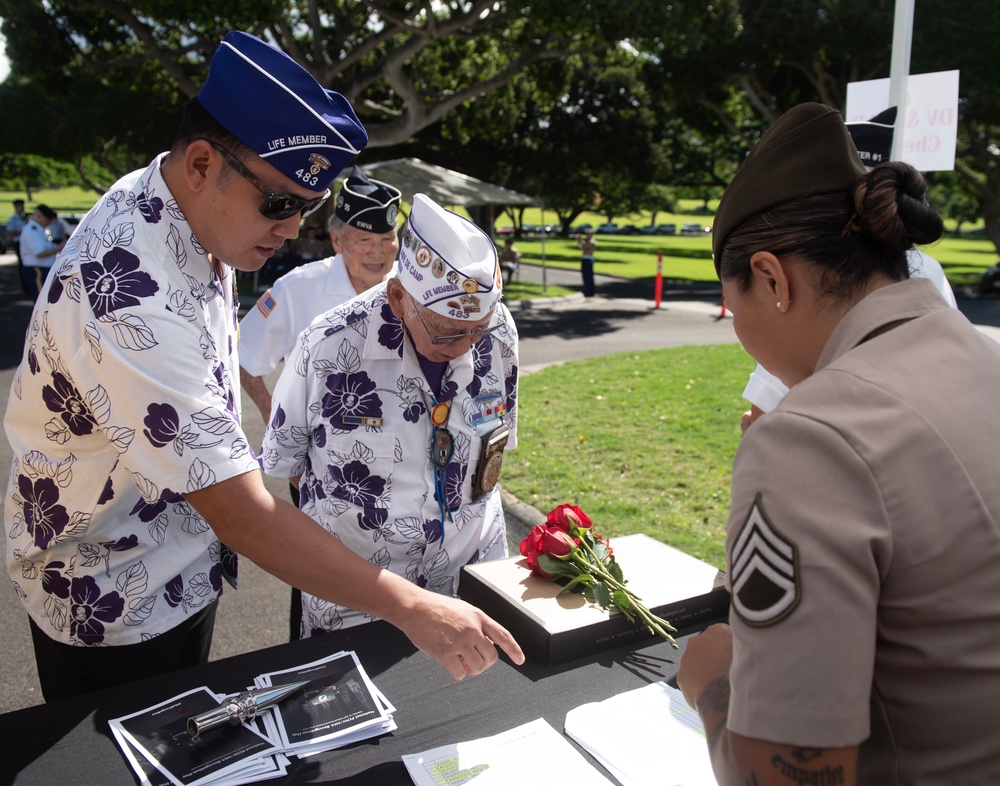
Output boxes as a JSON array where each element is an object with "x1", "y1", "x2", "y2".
[{"x1": 0, "y1": 0, "x2": 997, "y2": 249}]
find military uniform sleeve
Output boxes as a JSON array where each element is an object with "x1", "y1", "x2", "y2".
[
  {"x1": 238, "y1": 275, "x2": 299, "y2": 377},
  {"x1": 726, "y1": 409, "x2": 893, "y2": 748}
]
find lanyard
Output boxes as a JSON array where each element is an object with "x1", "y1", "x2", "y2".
[{"x1": 424, "y1": 390, "x2": 455, "y2": 534}]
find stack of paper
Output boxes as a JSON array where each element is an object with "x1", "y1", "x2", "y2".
[
  {"x1": 254, "y1": 650, "x2": 396, "y2": 759},
  {"x1": 109, "y1": 650, "x2": 394, "y2": 785},
  {"x1": 564, "y1": 682, "x2": 716, "y2": 786},
  {"x1": 110, "y1": 687, "x2": 289, "y2": 786}
]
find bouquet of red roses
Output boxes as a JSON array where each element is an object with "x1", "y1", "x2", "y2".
[{"x1": 519, "y1": 503, "x2": 678, "y2": 647}]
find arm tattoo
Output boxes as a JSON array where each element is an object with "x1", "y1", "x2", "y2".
[
  {"x1": 697, "y1": 676, "x2": 731, "y2": 714},
  {"x1": 771, "y1": 750, "x2": 845, "y2": 785}
]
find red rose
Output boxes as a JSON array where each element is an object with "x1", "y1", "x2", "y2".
[
  {"x1": 547, "y1": 503, "x2": 593, "y2": 532},
  {"x1": 541, "y1": 528, "x2": 578, "y2": 558},
  {"x1": 520, "y1": 524, "x2": 548, "y2": 557},
  {"x1": 520, "y1": 503, "x2": 678, "y2": 647}
]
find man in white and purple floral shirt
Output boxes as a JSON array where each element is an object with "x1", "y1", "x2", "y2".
[
  {"x1": 4, "y1": 32, "x2": 522, "y2": 702},
  {"x1": 262, "y1": 194, "x2": 518, "y2": 637}
]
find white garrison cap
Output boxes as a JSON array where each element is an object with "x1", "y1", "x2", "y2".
[{"x1": 397, "y1": 193, "x2": 501, "y2": 321}]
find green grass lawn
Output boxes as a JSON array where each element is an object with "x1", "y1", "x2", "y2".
[
  {"x1": 503, "y1": 345, "x2": 756, "y2": 569},
  {"x1": 509, "y1": 233, "x2": 997, "y2": 289},
  {"x1": 0, "y1": 185, "x2": 100, "y2": 215},
  {"x1": 502, "y1": 279, "x2": 576, "y2": 301},
  {"x1": 5, "y1": 188, "x2": 994, "y2": 286}
]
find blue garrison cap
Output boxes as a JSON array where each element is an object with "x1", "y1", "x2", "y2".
[{"x1": 198, "y1": 31, "x2": 368, "y2": 193}]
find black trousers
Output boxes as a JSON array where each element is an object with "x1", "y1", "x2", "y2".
[
  {"x1": 29, "y1": 603, "x2": 217, "y2": 703},
  {"x1": 288, "y1": 481, "x2": 303, "y2": 641},
  {"x1": 25, "y1": 265, "x2": 50, "y2": 301},
  {"x1": 581, "y1": 256, "x2": 596, "y2": 297},
  {"x1": 13, "y1": 242, "x2": 32, "y2": 296}
]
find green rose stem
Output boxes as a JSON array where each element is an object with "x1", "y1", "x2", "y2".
[{"x1": 556, "y1": 541, "x2": 678, "y2": 648}]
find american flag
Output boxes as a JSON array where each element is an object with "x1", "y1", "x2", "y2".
[{"x1": 256, "y1": 289, "x2": 276, "y2": 318}]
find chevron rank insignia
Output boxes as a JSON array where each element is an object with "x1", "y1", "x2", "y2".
[{"x1": 730, "y1": 494, "x2": 799, "y2": 627}]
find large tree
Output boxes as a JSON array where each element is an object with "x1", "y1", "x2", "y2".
[
  {"x1": 0, "y1": 0, "x2": 667, "y2": 178},
  {"x1": 650, "y1": 0, "x2": 1000, "y2": 251}
]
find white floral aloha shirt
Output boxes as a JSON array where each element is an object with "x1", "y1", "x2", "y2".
[
  {"x1": 4, "y1": 155, "x2": 259, "y2": 647},
  {"x1": 260, "y1": 286, "x2": 519, "y2": 635}
]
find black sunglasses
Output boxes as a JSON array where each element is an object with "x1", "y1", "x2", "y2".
[{"x1": 198, "y1": 138, "x2": 331, "y2": 221}]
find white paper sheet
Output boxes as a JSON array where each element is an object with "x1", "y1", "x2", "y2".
[
  {"x1": 402, "y1": 717, "x2": 613, "y2": 785},
  {"x1": 565, "y1": 682, "x2": 716, "y2": 786}
]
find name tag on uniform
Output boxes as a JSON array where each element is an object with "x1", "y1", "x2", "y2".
[{"x1": 342, "y1": 415, "x2": 385, "y2": 427}]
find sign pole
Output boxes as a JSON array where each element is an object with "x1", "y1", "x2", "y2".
[{"x1": 888, "y1": 0, "x2": 916, "y2": 161}]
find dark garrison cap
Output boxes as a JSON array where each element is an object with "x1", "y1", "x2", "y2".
[
  {"x1": 712, "y1": 103, "x2": 867, "y2": 262},
  {"x1": 334, "y1": 167, "x2": 403, "y2": 234},
  {"x1": 198, "y1": 31, "x2": 368, "y2": 193},
  {"x1": 846, "y1": 107, "x2": 897, "y2": 166}
]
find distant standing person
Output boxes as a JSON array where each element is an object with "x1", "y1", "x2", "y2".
[
  {"x1": 6, "y1": 198, "x2": 31, "y2": 295},
  {"x1": 576, "y1": 230, "x2": 597, "y2": 297},
  {"x1": 19, "y1": 204, "x2": 65, "y2": 300},
  {"x1": 498, "y1": 238, "x2": 520, "y2": 285}
]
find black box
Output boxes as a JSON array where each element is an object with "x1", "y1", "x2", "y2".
[{"x1": 459, "y1": 534, "x2": 729, "y2": 666}]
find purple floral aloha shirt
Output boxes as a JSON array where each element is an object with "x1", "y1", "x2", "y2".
[
  {"x1": 4, "y1": 155, "x2": 259, "y2": 648},
  {"x1": 260, "y1": 286, "x2": 519, "y2": 636}
]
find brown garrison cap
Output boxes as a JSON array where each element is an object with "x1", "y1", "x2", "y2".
[{"x1": 712, "y1": 103, "x2": 867, "y2": 263}]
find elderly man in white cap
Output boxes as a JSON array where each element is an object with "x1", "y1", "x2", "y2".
[
  {"x1": 260, "y1": 193, "x2": 519, "y2": 637},
  {"x1": 240, "y1": 167, "x2": 402, "y2": 426},
  {"x1": 5, "y1": 32, "x2": 522, "y2": 702}
]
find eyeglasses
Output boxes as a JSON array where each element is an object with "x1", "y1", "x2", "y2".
[
  {"x1": 198, "y1": 138, "x2": 331, "y2": 221},
  {"x1": 409, "y1": 294, "x2": 502, "y2": 345}
]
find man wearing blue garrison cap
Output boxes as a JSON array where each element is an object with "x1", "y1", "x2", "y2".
[{"x1": 4, "y1": 31, "x2": 524, "y2": 702}]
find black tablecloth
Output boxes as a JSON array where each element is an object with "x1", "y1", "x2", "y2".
[{"x1": 0, "y1": 619, "x2": 718, "y2": 785}]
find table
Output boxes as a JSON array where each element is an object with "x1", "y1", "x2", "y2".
[{"x1": 0, "y1": 619, "x2": 719, "y2": 785}]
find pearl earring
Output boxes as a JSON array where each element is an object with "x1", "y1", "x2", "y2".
[{"x1": 776, "y1": 301, "x2": 781, "y2": 309}]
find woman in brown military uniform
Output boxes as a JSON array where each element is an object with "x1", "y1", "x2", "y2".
[{"x1": 678, "y1": 103, "x2": 1000, "y2": 785}]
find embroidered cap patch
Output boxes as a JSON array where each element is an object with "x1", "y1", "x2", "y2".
[{"x1": 730, "y1": 494, "x2": 799, "y2": 627}]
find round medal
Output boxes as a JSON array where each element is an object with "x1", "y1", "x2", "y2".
[
  {"x1": 479, "y1": 452, "x2": 503, "y2": 492},
  {"x1": 430, "y1": 402, "x2": 450, "y2": 427}
]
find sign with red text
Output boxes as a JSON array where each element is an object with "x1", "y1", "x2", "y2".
[{"x1": 846, "y1": 70, "x2": 960, "y2": 171}]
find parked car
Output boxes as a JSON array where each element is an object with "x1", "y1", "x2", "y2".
[
  {"x1": 495, "y1": 225, "x2": 515, "y2": 237},
  {"x1": 570, "y1": 223, "x2": 593, "y2": 237},
  {"x1": 595, "y1": 222, "x2": 619, "y2": 234},
  {"x1": 656, "y1": 223, "x2": 677, "y2": 235},
  {"x1": 980, "y1": 260, "x2": 1000, "y2": 295},
  {"x1": 680, "y1": 222, "x2": 705, "y2": 236}
]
